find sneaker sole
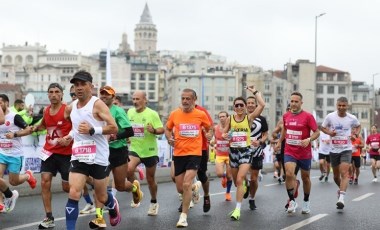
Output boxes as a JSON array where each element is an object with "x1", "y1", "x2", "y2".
[
  {"x1": 336, "y1": 202, "x2": 344, "y2": 209},
  {"x1": 301, "y1": 210, "x2": 310, "y2": 214}
]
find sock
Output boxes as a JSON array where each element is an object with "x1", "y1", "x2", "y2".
[
  {"x1": 226, "y1": 180, "x2": 232, "y2": 193},
  {"x1": 3, "y1": 188, "x2": 13, "y2": 198},
  {"x1": 46, "y1": 212, "x2": 53, "y2": 219},
  {"x1": 287, "y1": 188, "x2": 295, "y2": 201},
  {"x1": 95, "y1": 208, "x2": 103, "y2": 218},
  {"x1": 104, "y1": 191, "x2": 116, "y2": 217},
  {"x1": 339, "y1": 191, "x2": 346, "y2": 199},
  {"x1": 304, "y1": 193, "x2": 310, "y2": 202},
  {"x1": 83, "y1": 194, "x2": 93, "y2": 205},
  {"x1": 249, "y1": 197, "x2": 255, "y2": 201},
  {"x1": 132, "y1": 184, "x2": 137, "y2": 193},
  {"x1": 111, "y1": 188, "x2": 117, "y2": 197},
  {"x1": 65, "y1": 198, "x2": 79, "y2": 230},
  {"x1": 236, "y1": 202, "x2": 242, "y2": 209},
  {"x1": 151, "y1": 199, "x2": 157, "y2": 204}
]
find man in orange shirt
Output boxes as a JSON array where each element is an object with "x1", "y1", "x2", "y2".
[{"x1": 165, "y1": 88, "x2": 211, "y2": 228}]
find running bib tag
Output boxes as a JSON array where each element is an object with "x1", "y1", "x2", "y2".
[
  {"x1": 179, "y1": 124, "x2": 200, "y2": 137},
  {"x1": 285, "y1": 129, "x2": 302, "y2": 146},
  {"x1": 230, "y1": 132, "x2": 247, "y2": 148},
  {"x1": 331, "y1": 136, "x2": 348, "y2": 147},
  {"x1": 370, "y1": 141, "x2": 379, "y2": 149},
  {"x1": 72, "y1": 140, "x2": 96, "y2": 163},
  {"x1": 216, "y1": 140, "x2": 229, "y2": 152},
  {"x1": 0, "y1": 140, "x2": 12, "y2": 153},
  {"x1": 132, "y1": 124, "x2": 145, "y2": 138},
  {"x1": 40, "y1": 148, "x2": 53, "y2": 161}
]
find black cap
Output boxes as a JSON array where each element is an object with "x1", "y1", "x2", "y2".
[
  {"x1": 47, "y1": 83, "x2": 63, "y2": 92},
  {"x1": 70, "y1": 70, "x2": 93, "y2": 83}
]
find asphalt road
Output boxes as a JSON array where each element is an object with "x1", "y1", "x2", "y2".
[{"x1": 1, "y1": 167, "x2": 380, "y2": 230}]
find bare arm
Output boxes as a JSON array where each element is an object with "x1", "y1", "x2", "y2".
[
  {"x1": 93, "y1": 100, "x2": 118, "y2": 135},
  {"x1": 247, "y1": 88, "x2": 265, "y2": 122}
]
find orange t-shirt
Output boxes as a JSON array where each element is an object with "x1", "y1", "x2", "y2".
[
  {"x1": 351, "y1": 136, "x2": 362, "y2": 157},
  {"x1": 166, "y1": 108, "x2": 211, "y2": 156}
]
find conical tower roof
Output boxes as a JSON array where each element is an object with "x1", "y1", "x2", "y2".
[{"x1": 139, "y1": 3, "x2": 153, "y2": 24}]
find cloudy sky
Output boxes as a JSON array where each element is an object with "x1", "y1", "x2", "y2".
[{"x1": 1, "y1": 0, "x2": 379, "y2": 86}]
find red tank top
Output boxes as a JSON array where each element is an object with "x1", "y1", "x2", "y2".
[
  {"x1": 351, "y1": 136, "x2": 361, "y2": 157},
  {"x1": 42, "y1": 104, "x2": 72, "y2": 155},
  {"x1": 214, "y1": 124, "x2": 230, "y2": 157}
]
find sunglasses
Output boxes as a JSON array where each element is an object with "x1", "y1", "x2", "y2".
[
  {"x1": 70, "y1": 93, "x2": 76, "y2": 97},
  {"x1": 234, "y1": 103, "x2": 245, "y2": 108}
]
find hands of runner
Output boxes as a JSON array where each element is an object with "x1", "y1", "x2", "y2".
[
  {"x1": 167, "y1": 137, "x2": 175, "y2": 147},
  {"x1": 78, "y1": 121, "x2": 91, "y2": 135},
  {"x1": 109, "y1": 134, "x2": 117, "y2": 142},
  {"x1": 57, "y1": 137, "x2": 72, "y2": 146},
  {"x1": 301, "y1": 138, "x2": 311, "y2": 148},
  {"x1": 146, "y1": 123, "x2": 155, "y2": 134},
  {"x1": 328, "y1": 129, "x2": 337, "y2": 137},
  {"x1": 250, "y1": 138, "x2": 260, "y2": 148}
]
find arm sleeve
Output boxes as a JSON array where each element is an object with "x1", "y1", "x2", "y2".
[
  {"x1": 116, "y1": 127, "x2": 134, "y2": 139},
  {"x1": 14, "y1": 114, "x2": 28, "y2": 129}
]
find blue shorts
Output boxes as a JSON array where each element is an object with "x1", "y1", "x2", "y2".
[
  {"x1": 0, "y1": 154, "x2": 23, "y2": 174},
  {"x1": 284, "y1": 154, "x2": 311, "y2": 171}
]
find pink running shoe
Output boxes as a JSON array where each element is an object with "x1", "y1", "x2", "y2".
[
  {"x1": 109, "y1": 198, "x2": 121, "y2": 226},
  {"x1": 137, "y1": 166, "x2": 145, "y2": 180}
]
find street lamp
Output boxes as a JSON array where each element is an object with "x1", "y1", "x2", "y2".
[
  {"x1": 315, "y1": 13, "x2": 326, "y2": 74},
  {"x1": 372, "y1": 73, "x2": 380, "y2": 125}
]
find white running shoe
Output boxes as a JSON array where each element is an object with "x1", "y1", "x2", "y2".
[
  {"x1": 301, "y1": 201, "x2": 311, "y2": 214},
  {"x1": 287, "y1": 200, "x2": 297, "y2": 213},
  {"x1": 192, "y1": 181, "x2": 202, "y2": 204},
  {"x1": 4, "y1": 190, "x2": 19, "y2": 212},
  {"x1": 372, "y1": 178, "x2": 378, "y2": 183},
  {"x1": 189, "y1": 200, "x2": 194, "y2": 208},
  {"x1": 176, "y1": 213, "x2": 188, "y2": 227},
  {"x1": 147, "y1": 203, "x2": 159, "y2": 216},
  {"x1": 336, "y1": 196, "x2": 345, "y2": 209},
  {"x1": 80, "y1": 203, "x2": 96, "y2": 214}
]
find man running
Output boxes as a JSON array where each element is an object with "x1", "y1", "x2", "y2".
[
  {"x1": 275, "y1": 92, "x2": 319, "y2": 214},
  {"x1": 127, "y1": 90, "x2": 164, "y2": 215},
  {"x1": 33, "y1": 83, "x2": 73, "y2": 229},
  {"x1": 63, "y1": 70, "x2": 121, "y2": 229},
  {"x1": 321, "y1": 96, "x2": 360, "y2": 210},
  {"x1": 318, "y1": 129, "x2": 331, "y2": 183}
]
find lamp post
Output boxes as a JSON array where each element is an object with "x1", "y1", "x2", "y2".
[
  {"x1": 372, "y1": 73, "x2": 380, "y2": 125},
  {"x1": 314, "y1": 13, "x2": 325, "y2": 122}
]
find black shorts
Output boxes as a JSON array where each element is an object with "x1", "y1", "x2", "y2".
[
  {"x1": 351, "y1": 156, "x2": 361, "y2": 168},
  {"x1": 109, "y1": 147, "x2": 129, "y2": 169},
  {"x1": 274, "y1": 153, "x2": 284, "y2": 162},
  {"x1": 173, "y1": 155, "x2": 201, "y2": 176},
  {"x1": 250, "y1": 156, "x2": 263, "y2": 170},
  {"x1": 318, "y1": 153, "x2": 331, "y2": 163},
  {"x1": 370, "y1": 155, "x2": 380, "y2": 161},
  {"x1": 40, "y1": 154, "x2": 71, "y2": 181},
  {"x1": 69, "y1": 160, "x2": 111, "y2": 180},
  {"x1": 129, "y1": 151, "x2": 159, "y2": 168},
  {"x1": 199, "y1": 150, "x2": 208, "y2": 173}
]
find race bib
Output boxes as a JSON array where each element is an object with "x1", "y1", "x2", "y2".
[
  {"x1": 132, "y1": 124, "x2": 145, "y2": 138},
  {"x1": 370, "y1": 141, "x2": 379, "y2": 149},
  {"x1": 331, "y1": 136, "x2": 348, "y2": 147},
  {"x1": 72, "y1": 140, "x2": 96, "y2": 164},
  {"x1": 216, "y1": 140, "x2": 229, "y2": 152},
  {"x1": 285, "y1": 129, "x2": 303, "y2": 146},
  {"x1": 39, "y1": 148, "x2": 53, "y2": 161},
  {"x1": 179, "y1": 124, "x2": 200, "y2": 137},
  {"x1": 230, "y1": 132, "x2": 247, "y2": 148},
  {"x1": 0, "y1": 139, "x2": 13, "y2": 153}
]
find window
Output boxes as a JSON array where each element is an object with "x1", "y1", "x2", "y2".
[
  {"x1": 327, "y1": 86, "x2": 334, "y2": 94},
  {"x1": 264, "y1": 96, "x2": 270, "y2": 103},
  {"x1": 149, "y1": 74, "x2": 155, "y2": 81},
  {"x1": 48, "y1": 75, "x2": 51, "y2": 81},
  {"x1": 228, "y1": 96, "x2": 234, "y2": 102},
  {"x1": 361, "y1": 111, "x2": 368, "y2": 119},
  {"x1": 131, "y1": 82, "x2": 136, "y2": 90},
  {"x1": 131, "y1": 73, "x2": 136, "y2": 81},
  {"x1": 228, "y1": 105, "x2": 233, "y2": 111},
  {"x1": 148, "y1": 83, "x2": 155, "y2": 90},
  {"x1": 316, "y1": 110, "x2": 323, "y2": 119},
  {"x1": 327, "y1": 98, "x2": 334, "y2": 106},
  {"x1": 41, "y1": 75, "x2": 44, "y2": 81},
  {"x1": 316, "y1": 98, "x2": 323, "y2": 107},
  {"x1": 139, "y1": 82, "x2": 145, "y2": 90},
  {"x1": 317, "y1": 85, "x2": 323, "y2": 94},
  {"x1": 139, "y1": 74, "x2": 145, "y2": 81},
  {"x1": 265, "y1": 84, "x2": 270, "y2": 90},
  {"x1": 353, "y1": 94, "x2": 358, "y2": 101},
  {"x1": 215, "y1": 105, "x2": 224, "y2": 110},
  {"x1": 148, "y1": 92, "x2": 155, "y2": 100},
  {"x1": 363, "y1": 94, "x2": 367, "y2": 101},
  {"x1": 215, "y1": 96, "x2": 224, "y2": 102},
  {"x1": 337, "y1": 74, "x2": 345, "y2": 81},
  {"x1": 338, "y1": 86, "x2": 345, "y2": 94},
  {"x1": 327, "y1": 74, "x2": 334, "y2": 81}
]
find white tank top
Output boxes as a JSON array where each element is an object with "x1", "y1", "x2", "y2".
[
  {"x1": 0, "y1": 111, "x2": 22, "y2": 157},
  {"x1": 70, "y1": 96, "x2": 109, "y2": 166}
]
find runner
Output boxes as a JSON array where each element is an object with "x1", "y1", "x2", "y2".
[
  {"x1": 10, "y1": 99, "x2": 33, "y2": 125},
  {"x1": 321, "y1": 96, "x2": 360, "y2": 210},
  {"x1": 63, "y1": 70, "x2": 121, "y2": 229},
  {"x1": 246, "y1": 96, "x2": 268, "y2": 210},
  {"x1": 33, "y1": 83, "x2": 73, "y2": 229},
  {"x1": 213, "y1": 111, "x2": 232, "y2": 201},
  {"x1": 127, "y1": 90, "x2": 164, "y2": 215},
  {"x1": 318, "y1": 129, "x2": 331, "y2": 183},
  {"x1": 349, "y1": 127, "x2": 363, "y2": 185},
  {"x1": 0, "y1": 94, "x2": 36, "y2": 213},
  {"x1": 222, "y1": 85, "x2": 265, "y2": 220},
  {"x1": 365, "y1": 124, "x2": 380, "y2": 182},
  {"x1": 275, "y1": 91, "x2": 320, "y2": 214},
  {"x1": 165, "y1": 88, "x2": 211, "y2": 227},
  {"x1": 89, "y1": 86, "x2": 141, "y2": 228}
]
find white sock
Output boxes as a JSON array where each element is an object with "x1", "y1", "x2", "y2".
[{"x1": 236, "y1": 202, "x2": 241, "y2": 209}]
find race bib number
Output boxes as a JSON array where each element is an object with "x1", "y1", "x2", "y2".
[
  {"x1": 370, "y1": 141, "x2": 379, "y2": 149},
  {"x1": 230, "y1": 132, "x2": 247, "y2": 148},
  {"x1": 132, "y1": 124, "x2": 145, "y2": 138},
  {"x1": 0, "y1": 139, "x2": 13, "y2": 153},
  {"x1": 72, "y1": 140, "x2": 96, "y2": 164},
  {"x1": 331, "y1": 136, "x2": 348, "y2": 147},
  {"x1": 179, "y1": 124, "x2": 200, "y2": 137},
  {"x1": 285, "y1": 129, "x2": 303, "y2": 146},
  {"x1": 39, "y1": 148, "x2": 53, "y2": 161},
  {"x1": 216, "y1": 140, "x2": 229, "y2": 152}
]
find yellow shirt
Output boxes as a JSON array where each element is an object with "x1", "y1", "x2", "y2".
[{"x1": 230, "y1": 115, "x2": 250, "y2": 148}]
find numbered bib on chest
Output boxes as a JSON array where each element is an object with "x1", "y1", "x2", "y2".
[
  {"x1": 72, "y1": 140, "x2": 96, "y2": 163},
  {"x1": 0, "y1": 139, "x2": 12, "y2": 153},
  {"x1": 179, "y1": 124, "x2": 200, "y2": 137},
  {"x1": 285, "y1": 129, "x2": 302, "y2": 146},
  {"x1": 331, "y1": 136, "x2": 348, "y2": 147},
  {"x1": 39, "y1": 148, "x2": 53, "y2": 161},
  {"x1": 216, "y1": 140, "x2": 229, "y2": 152},
  {"x1": 132, "y1": 124, "x2": 145, "y2": 138},
  {"x1": 230, "y1": 132, "x2": 247, "y2": 148},
  {"x1": 370, "y1": 142, "x2": 379, "y2": 149}
]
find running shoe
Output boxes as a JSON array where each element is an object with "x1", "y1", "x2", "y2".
[
  {"x1": 0, "y1": 203, "x2": 5, "y2": 213},
  {"x1": 203, "y1": 195, "x2": 211, "y2": 213},
  {"x1": 294, "y1": 179, "x2": 300, "y2": 198},
  {"x1": 132, "y1": 180, "x2": 144, "y2": 206},
  {"x1": 230, "y1": 208, "x2": 240, "y2": 221},
  {"x1": 137, "y1": 166, "x2": 145, "y2": 180},
  {"x1": 38, "y1": 217, "x2": 55, "y2": 229},
  {"x1": 130, "y1": 199, "x2": 141, "y2": 208},
  {"x1": 192, "y1": 181, "x2": 202, "y2": 204},
  {"x1": 249, "y1": 199, "x2": 257, "y2": 210},
  {"x1": 243, "y1": 181, "x2": 249, "y2": 199},
  {"x1": 80, "y1": 203, "x2": 96, "y2": 214},
  {"x1": 176, "y1": 213, "x2": 188, "y2": 227},
  {"x1": 189, "y1": 200, "x2": 194, "y2": 208},
  {"x1": 278, "y1": 177, "x2": 282, "y2": 184},
  {"x1": 301, "y1": 201, "x2": 311, "y2": 214},
  {"x1": 109, "y1": 198, "x2": 121, "y2": 226},
  {"x1": 354, "y1": 178, "x2": 358, "y2": 185},
  {"x1": 336, "y1": 196, "x2": 345, "y2": 210},
  {"x1": 225, "y1": 193, "x2": 232, "y2": 201},
  {"x1": 4, "y1": 190, "x2": 19, "y2": 212},
  {"x1": 178, "y1": 193, "x2": 183, "y2": 201},
  {"x1": 349, "y1": 177, "x2": 353, "y2": 185},
  {"x1": 147, "y1": 203, "x2": 159, "y2": 216},
  {"x1": 89, "y1": 215, "x2": 106, "y2": 229},
  {"x1": 287, "y1": 200, "x2": 297, "y2": 213},
  {"x1": 221, "y1": 176, "x2": 227, "y2": 188},
  {"x1": 324, "y1": 176, "x2": 328, "y2": 182},
  {"x1": 319, "y1": 174, "x2": 325, "y2": 182},
  {"x1": 372, "y1": 177, "x2": 378, "y2": 183},
  {"x1": 25, "y1": 170, "x2": 37, "y2": 189}
]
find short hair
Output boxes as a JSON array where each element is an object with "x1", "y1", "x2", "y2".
[
  {"x1": 182, "y1": 88, "x2": 197, "y2": 99},
  {"x1": 115, "y1": 96, "x2": 122, "y2": 101},
  {"x1": 233, "y1": 96, "x2": 247, "y2": 105},
  {"x1": 247, "y1": 96, "x2": 257, "y2": 103},
  {"x1": 218, "y1": 111, "x2": 229, "y2": 117},
  {"x1": 291, "y1": 91, "x2": 303, "y2": 100},
  {"x1": 14, "y1": 99, "x2": 24, "y2": 105},
  {"x1": 337, "y1": 97, "x2": 348, "y2": 103},
  {"x1": 0, "y1": 94, "x2": 9, "y2": 103}
]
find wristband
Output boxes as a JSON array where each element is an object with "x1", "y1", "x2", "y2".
[
  {"x1": 253, "y1": 90, "x2": 258, "y2": 95},
  {"x1": 68, "y1": 130, "x2": 74, "y2": 138},
  {"x1": 153, "y1": 128, "x2": 156, "y2": 134},
  {"x1": 94, "y1": 127, "x2": 103, "y2": 135},
  {"x1": 14, "y1": 132, "x2": 18, "y2": 138}
]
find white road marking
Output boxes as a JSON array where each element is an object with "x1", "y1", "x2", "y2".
[
  {"x1": 352, "y1": 193, "x2": 374, "y2": 202},
  {"x1": 265, "y1": 183, "x2": 281, "y2": 187},
  {"x1": 281, "y1": 213, "x2": 328, "y2": 230}
]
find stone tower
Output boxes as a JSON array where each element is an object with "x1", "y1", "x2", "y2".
[{"x1": 134, "y1": 3, "x2": 157, "y2": 52}]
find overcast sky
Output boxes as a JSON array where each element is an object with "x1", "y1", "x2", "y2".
[{"x1": 1, "y1": 0, "x2": 379, "y2": 86}]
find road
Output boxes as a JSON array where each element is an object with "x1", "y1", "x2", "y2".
[{"x1": 1, "y1": 168, "x2": 380, "y2": 230}]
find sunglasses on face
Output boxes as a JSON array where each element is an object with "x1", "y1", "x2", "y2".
[
  {"x1": 234, "y1": 103, "x2": 245, "y2": 108},
  {"x1": 70, "y1": 93, "x2": 76, "y2": 97}
]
